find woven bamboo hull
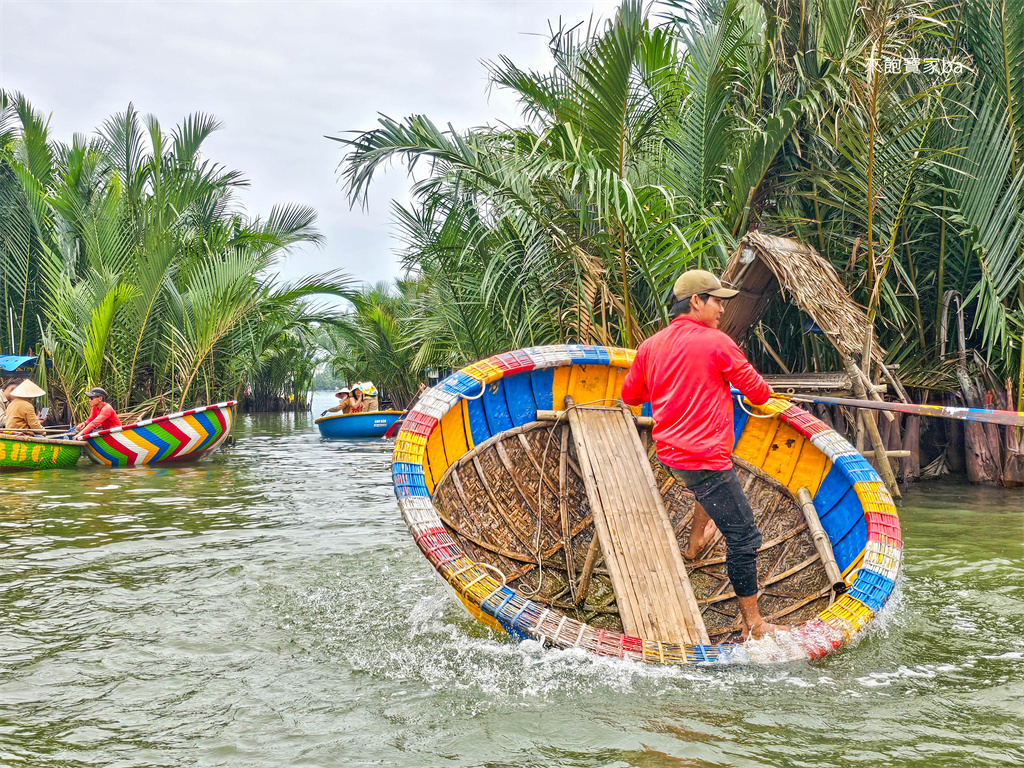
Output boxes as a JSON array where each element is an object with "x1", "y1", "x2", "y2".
[
  {"x1": 85, "y1": 402, "x2": 235, "y2": 467},
  {"x1": 0, "y1": 435, "x2": 83, "y2": 471},
  {"x1": 392, "y1": 345, "x2": 903, "y2": 664},
  {"x1": 431, "y1": 423, "x2": 832, "y2": 643}
]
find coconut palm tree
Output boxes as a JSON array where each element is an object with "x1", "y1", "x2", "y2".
[{"x1": 1, "y1": 93, "x2": 351, "y2": 416}]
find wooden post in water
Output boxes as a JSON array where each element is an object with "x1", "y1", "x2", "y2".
[{"x1": 844, "y1": 355, "x2": 901, "y2": 497}]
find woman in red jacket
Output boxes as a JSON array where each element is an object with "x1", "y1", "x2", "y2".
[
  {"x1": 74, "y1": 387, "x2": 123, "y2": 438},
  {"x1": 622, "y1": 269, "x2": 788, "y2": 641}
]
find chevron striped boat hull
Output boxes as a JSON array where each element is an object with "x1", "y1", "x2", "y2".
[{"x1": 85, "y1": 402, "x2": 236, "y2": 468}]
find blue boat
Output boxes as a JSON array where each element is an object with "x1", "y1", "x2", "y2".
[{"x1": 315, "y1": 410, "x2": 403, "y2": 439}]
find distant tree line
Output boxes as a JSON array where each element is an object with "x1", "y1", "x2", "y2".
[{"x1": 0, "y1": 94, "x2": 350, "y2": 419}]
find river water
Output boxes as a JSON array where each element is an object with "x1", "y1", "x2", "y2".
[{"x1": 1, "y1": 394, "x2": 1022, "y2": 767}]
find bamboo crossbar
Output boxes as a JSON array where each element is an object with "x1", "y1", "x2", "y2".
[
  {"x1": 796, "y1": 488, "x2": 846, "y2": 594},
  {"x1": 537, "y1": 409, "x2": 654, "y2": 428}
]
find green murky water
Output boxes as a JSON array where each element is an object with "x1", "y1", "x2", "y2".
[{"x1": 1, "y1": 393, "x2": 1022, "y2": 767}]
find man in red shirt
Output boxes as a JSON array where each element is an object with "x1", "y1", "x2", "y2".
[
  {"x1": 621, "y1": 269, "x2": 787, "y2": 640},
  {"x1": 74, "y1": 387, "x2": 123, "y2": 437}
]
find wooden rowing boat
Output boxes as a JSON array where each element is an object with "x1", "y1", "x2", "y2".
[
  {"x1": 392, "y1": 345, "x2": 903, "y2": 665},
  {"x1": 85, "y1": 402, "x2": 236, "y2": 467},
  {"x1": 0, "y1": 433, "x2": 84, "y2": 472}
]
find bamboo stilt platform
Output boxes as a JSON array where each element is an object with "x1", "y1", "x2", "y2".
[{"x1": 564, "y1": 398, "x2": 708, "y2": 645}]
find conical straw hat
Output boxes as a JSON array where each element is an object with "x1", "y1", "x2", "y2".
[{"x1": 11, "y1": 380, "x2": 45, "y2": 398}]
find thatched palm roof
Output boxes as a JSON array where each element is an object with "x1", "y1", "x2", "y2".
[{"x1": 718, "y1": 231, "x2": 881, "y2": 362}]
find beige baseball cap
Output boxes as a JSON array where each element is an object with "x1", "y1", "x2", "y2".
[{"x1": 672, "y1": 269, "x2": 739, "y2": 302}]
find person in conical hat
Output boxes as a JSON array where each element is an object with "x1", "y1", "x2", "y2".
[
  {"x1": 4, "y1": 379, "x2": 46, "y2": 434},
  {"x1": 0, "y1": 377, "x2": 25, "y2": 429},
  {"x1": 358, "y1": 381, "x2": 379, "y2": 412}
]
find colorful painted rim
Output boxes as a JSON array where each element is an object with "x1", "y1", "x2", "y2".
[
  {"x1": 86, "y1": 401, "x2": 236, "y2": 468},
  {"x1": 391, "y1": 345, "x2": 902, "y2": 665},
  {"x1": 0, "y1": 434, "x2": 83, "y2": 471}
]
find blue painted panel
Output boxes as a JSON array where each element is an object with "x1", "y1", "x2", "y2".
[
  {"x1": 813, "y1": 465, "x2": 851, "y2": 515},
  {"x1": 481, "y1": 380, "x2": 515, "y2": 435},
  {"x1": 818, "y1": 485, "x2": 863, "y2": 553},
  {"x1": 641, "y1": 402, "x2": 653, "y2": 418},
  {"x1": 393, "y1": 460, "x2": 431, "y2": 498},
  {"x1": 833, "y1": 513, "x2": 868, "y2": 572},
  {"x1": 732, "y1": 396, "x2": 749, "y2": 449},
  {"x1": 318, "y1": 412, "x2": 401, "y2": 438},
  {"x1": 466, "y1": 394, "x2": 492, "y2": 446},
  {"x1": 503, "y1": 371, "x2": 537, "y2": 426},
  {"x1": 846, "y1": 569, "x2": 894, "y2": 611},
  {"x1": 832, "y1": 452, "x2": 880, "y2": 484},
  {"x1": 530, "y1": 368, "x2": 555, "y2": 411}
]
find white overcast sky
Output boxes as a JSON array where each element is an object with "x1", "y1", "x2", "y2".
[{"x1": 0, "y1": 0, "x2": 622, "y2": 290}]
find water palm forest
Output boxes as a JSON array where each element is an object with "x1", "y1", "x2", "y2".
[{"x1": 2, "y1": 0, "x2": 1023, "y2": 485}]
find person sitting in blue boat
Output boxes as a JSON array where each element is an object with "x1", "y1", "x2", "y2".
[
  {"x1": 346, "y1": 385, "x2": 366, "y2": 414},
  {"x1": 74, "y1": 387, "x2": 122, "y2": 438},
  {"x1": 357, "y1": 382, "x2": 379, "y2": 412},
  {"x1": 322, "y1": 387, "x2": 352, "y2": 416}
]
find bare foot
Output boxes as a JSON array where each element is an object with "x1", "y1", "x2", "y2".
[
  {"x1": 683, "y1": 517, "x2": 717, "y2": 560},
  {"x1": 742, "y1": 620, "x2": 792, "y2": 641}
]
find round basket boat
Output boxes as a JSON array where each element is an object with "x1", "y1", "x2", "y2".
[
  {"x1": 315, "y1": 410, "x2": 403, "y2": 439},
  {"x1": 392, "y1": 345, "x2": 902, "y2": 665},
  {"x1": 85, "y1": 402, "x2": 236, "y2": 467},
  {"x1": 0, "y1": 433, "x2": 84, "y2": 472}
]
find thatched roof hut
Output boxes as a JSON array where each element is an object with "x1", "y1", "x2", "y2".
[{"x1": 718, "y1": 231, "x2": 881, "y2": 363}]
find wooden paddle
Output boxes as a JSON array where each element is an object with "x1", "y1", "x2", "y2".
[{"x1": 383, "y1": 383, "x2": 428, "y2": 438}]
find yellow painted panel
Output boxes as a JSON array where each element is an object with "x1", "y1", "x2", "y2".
[
  {"x1": 425, "y1": 427, "x2": 447, "y2": 490},
  {"x1": 440, "y1": 406, "x2": 470, "y2": 464},
  {"x1": 551, "y1": 366, "x2": 571, "y2": 411},
  {"x1": 787, "y1": 445, "x2": 831, "y2": 497},
  {"x1": 759, "y1": 421, "x2": 805, "y2": 486},
  {"x1": 606, "y1": 366, "x2": 628, "y2": 403},
  {"x1": 733, "y1": 414, "x2": 781, "y2": 469},
  {"x1": 567, "y1": 364, "x2": 613, "y2": 407},
  {"x1": 853, "y1": 481, "x2": 898, "y2": 515}
]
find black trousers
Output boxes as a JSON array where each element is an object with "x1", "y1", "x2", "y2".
[{"x1": 664, "y1": 466, "x2": 762, "y2": 598}]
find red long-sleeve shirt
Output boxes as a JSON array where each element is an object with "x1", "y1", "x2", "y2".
[
  {"x1": 80, "y1": 402, "x2": 122, "y2": 436},
  {"x1": 621, "y1": 315, "x2": 770, "y2": 470}
]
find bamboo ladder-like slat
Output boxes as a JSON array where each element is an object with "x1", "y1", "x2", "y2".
[{"x1": 564, "y1": 397, "x2": 710, "y2": 645}]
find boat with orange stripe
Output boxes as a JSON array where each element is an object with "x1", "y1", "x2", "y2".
[
  {"x1": 392, "y1": 345, "x2": 901, "y2": 665},
  {"x1": 85, "y1": 402, "x2": 236, "y2": 468}
]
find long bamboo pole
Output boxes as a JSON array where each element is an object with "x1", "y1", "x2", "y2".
[{"x1": 786, "y1": 393, "x2": 1024, "y2": 429}]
